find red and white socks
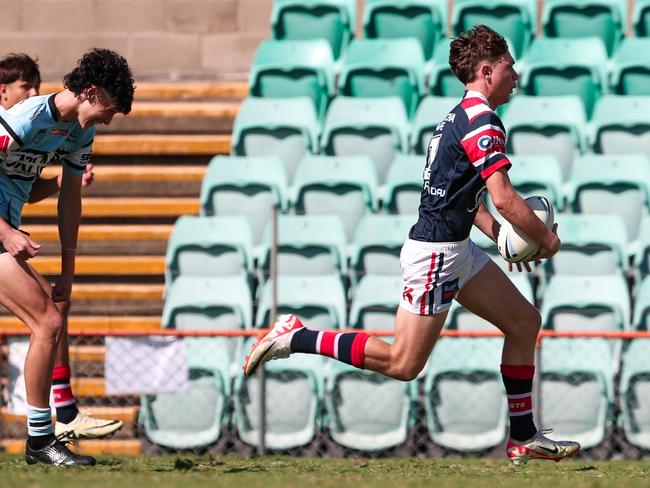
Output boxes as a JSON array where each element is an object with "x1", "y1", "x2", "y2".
[
  {"x1": 290, "y1": 329, "x2": 369, "y2": 368},
  {"x1": 501, "y1": 364, "x2": 537, "y2": 442},
  {"x1": 52, "y1": 364, "x2": 79, "y2": 424}
]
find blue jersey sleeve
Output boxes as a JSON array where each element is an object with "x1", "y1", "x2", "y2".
[{"x1": 60, "y1": 127, "x2": 95, "y2": 176}]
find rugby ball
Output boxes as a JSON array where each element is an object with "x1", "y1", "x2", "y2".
[{"x1": 497, "y1": 196, "x2": 554, "y2": 263}]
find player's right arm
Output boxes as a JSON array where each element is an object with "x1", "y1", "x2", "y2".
[{"x1": 485, "y1": 167, "x2": 560, "y2": 260}]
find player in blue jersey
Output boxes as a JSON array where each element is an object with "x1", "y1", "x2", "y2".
[
  {"x1": 243, "y1": 25, "x2": 580, "y2": 464},
  {"x1": 0, "y1": 54, "x2": 121, "y2": 446},
  {"x1": 0, "y1": 48, "x2": 134, "y2": 466}
]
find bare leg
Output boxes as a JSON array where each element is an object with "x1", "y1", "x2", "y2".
[
  {"x1": 0, "y1": 254, "x2": 62, "y2": 407},
  {"x1": 456, "y1": 260, "x2": 540, "y2": 364},
  {"x1": 363, "y1": 307, "x2": 448, "y2": 381}
]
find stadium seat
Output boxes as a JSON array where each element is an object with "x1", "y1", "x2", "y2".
[
  {"x1": 140, "y1": 355, "x2": 231, "y2": 450},
  {"x1": 249, "y1": 39, "x2": 335, "y2": 119},
  {"x1": 349, "y1": 213, "x2": 415, "y2": 281},
  {"x1": 590, "y1": 96, "x2": 650, "y2": 157},
  {"x1": 543, "y1": 214, "x2": 628, "y2": 280},
  {"x1": 541, "y1": 0, "x2": 626, "y2": 57},
  {"x1": 428, "y1": 39, "x2": 465, "y2": 98},
  {"x1": 452, "y1": 0, "x2": 536, "y2": 59},
  {"x1": 634, "y1": 276, "x2": 650, "y2": 331},
  {"x1": 610, "y1": 38, "x2": 650, "y2": 95},
  {"x1": 200, "y1": 156, "x2": 289, "y2": 247},
  {"x1": 424, "y1": 337, "x2": 508, "y2": 451},
  {"x1": 349, "y1": 275, "x2": 402, "y2": 330},
  {"x1": 270, "y1": 0, "x2": 356, "y2": 59},
  {"x1": 292, "y1": 154, "x2": 379, "y2": 241},
  {"x1": 337, "y1": 38, "x2": 426, "y2": 117},
  {"x1": 502, "y1": 96, "x2": 587, "y2": 180},
  {"x1": 633, "y1": 0, "x2": 650, "y2": 36},
  {"x1": 255, "y1": 275, "x2": 347, "y2": 330},
  {"x1": 234, "y1": 349, "x2": 326, "y2": 450},
  {"x1": 231, "y1": 97, "x2": 320, "y2": 181},
  {"x1": 566, "y1": 154, "x2": 650, "y2": 243},
  {"x1": 363, "y1": 0, "x2": 447, "y2": 60},
  {"x1": 321, "y1": 97, "x2": 410, "y2": 184},
  {"x1": 507, "y1": 155, "x2": 565, "y2": 209},
  {"x1": 410, "y1": 96, "x2": 457, "y2": 155},
  {"x1": 519, "y1": 37, "x2": 608, "y2": 119},
  {"x1": 325, "y1": 359, "x2": 417, "y2": 451},
  {"x1": 164, "y1": 215, "x2": 254, "y2": 284},
  {"x1": 636, "y1": 217, "x2": 650, "y2": 280},
  {"x1": 446, "y1": 274, "x2": 534, "y2": 331},
  {"x1": 541, "y1": 274, "x2": 630, "y2": 332},
  {"x1": 540, "y1": 338, "x2": 614, "y2": 450},
  {"x1": 382, "y1": 155, "x2": 424, "y2": 214},
  {"x1": 257, "y1": 214, "x2": 348, "y2": 280},
  {"x1": 619, "y1": 338, "x2": 650, "y2": 450}
]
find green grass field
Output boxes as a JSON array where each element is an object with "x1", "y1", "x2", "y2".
[{"x1": 2, "y1": 455, "x2": 650, "y2": 488}]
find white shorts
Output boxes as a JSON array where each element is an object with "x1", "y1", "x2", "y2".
[{"x1": 399, "y1": 237, "x2": 490, "y2": 316}]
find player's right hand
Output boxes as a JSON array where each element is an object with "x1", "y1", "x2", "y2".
[
  {"x1": 533, "y1": 223, "x2": 561, "y2": 260},
  {"x1": 0, "y1": 228, "x2": 41, "y2": 260}
]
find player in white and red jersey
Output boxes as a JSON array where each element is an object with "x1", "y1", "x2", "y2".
[{"x1": 243, "y1": 25, "x2": 579, "y2": 464}]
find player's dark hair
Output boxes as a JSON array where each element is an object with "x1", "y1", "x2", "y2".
[
  {"x1": 63, "y1": 48, "x2": 134, "y2": 114},
  {"x1": 0, "y1": 53, "x2": 41, "y2": 87},
  {"x1": 449, "y1": 25, "x2": 508, "y2": 85}
]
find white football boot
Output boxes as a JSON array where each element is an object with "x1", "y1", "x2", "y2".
[
  {"x1": 507, "y1": 429, "x2": 581, "y2": 465},
  {"x1": 243, "y1": 314, "x2": 305, "y2": 376},
  {"x1": 55, "y1": 410, "x2": 123, "y2": 441}
]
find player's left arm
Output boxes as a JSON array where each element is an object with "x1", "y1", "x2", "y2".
[{"x1": 28, "y1": 163, "x2": 94, "y2": 204}]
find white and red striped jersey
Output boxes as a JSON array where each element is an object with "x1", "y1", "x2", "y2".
[{"x1": 410, "y1": 90, "x2": 511, "y2": 243}]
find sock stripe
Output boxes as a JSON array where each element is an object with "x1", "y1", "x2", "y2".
[
  {"x1": 320, "y1": 332, "x2": 336, "y2": 358},
  {"x1": 333, "y1": 333, "x2": 341, "y2": 360},
  {"x1": 52, "y1": 364, "x2": 72, "y2": 382},
  {"x1": 338, "y1": 333, "x2": 355, "y2": 364},
  {"x1": 26, "y1": 405, "x2": 53, "y2": 437},
  {"x1": 351, "y1": 333, "x2": 369, "y2": 368},
  {"x1": 315, "y1": 331, "x2": 324, "y2": 353}
]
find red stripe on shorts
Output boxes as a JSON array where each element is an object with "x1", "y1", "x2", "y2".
[{"x1": 420, "y1": 252, "x2": 438, "y2": 315}]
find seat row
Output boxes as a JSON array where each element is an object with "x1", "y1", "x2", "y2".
[
  {"x1": 251, "y1": 35, "x2": 650, "y2": 120},
  {"x1": 233, "y1": 95, "x2": 650, "y2": 189},
  {"x1": 139, "y1": 335, "x2": 650, "y2": 454},
  {"x1": 270, "y1": 0, "x2": 650, "y2": 61}
]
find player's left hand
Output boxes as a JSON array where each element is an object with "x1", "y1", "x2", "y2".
[
  {"x1": 52, "y1": 273, "x2": 73, "y2": 303},
  {"x1": 81, "y1": 163, "x2": 94, "y2": 188},
  {"x1": 508, "y1": 260, "x2": 536, "y2": 273}
]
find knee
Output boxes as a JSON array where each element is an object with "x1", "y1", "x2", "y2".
[
  {"x1": 36, "y1": 309, "x2": 63, "y2": 341},
  {"x1": 509, "y1": 306, "x2": 541, "y2": 341}
]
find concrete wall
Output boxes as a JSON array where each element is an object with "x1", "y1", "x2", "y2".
[{"x1": 0, "y1": 0, "x2": 276, "y2": 82}]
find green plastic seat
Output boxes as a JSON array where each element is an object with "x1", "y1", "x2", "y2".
[
  {"x1": 636, "y1": 217, "x2": 650, "y2": 280},
  {"x1": 363, "y1": 0, "x2": 447, "y2": 60},
  {"x1": 424, "y1": 337, "x2": 507, "y2": 451},
  {"x1": 292, "y1": 154, "x2": 379, "y2": 241},
  {"x1": 321, "y1": 96, "x2": 410, "y2": 184},
  {"x1": 610, "y1": 38, "x2": 650, "y2": 95},
  {"x1": 249, "y1": 39, "x2": 335, "y2": 120},
  {"x1": 507, "y1": 155, "x2": 564, "y2": 208},
  {"x1": 543, "y1": 214, "x2": 628, "y2": 280},
  {"x1": 540, "y1": 338, "x2": 614, "y2": 449},
  {"x1": 590, "y1": 96, "x2": 650, "y2": 157},
  {"x1": 633, "y1": 0, "x2": 650, "y2": 36},
  {"x1": 349, "y1": 275, "x2": 402, "y2": 330},
  {"x1": 566, "y1": 154, "x2": 650, "y2": 243},
  {"x1": 258, "y1": 214, "x2": 348, "y2": 280},
  {"x1": 200, "y1": 156, "x2": 288, "y2": 247},
  {"x1": 428, "y1": 39, "x2": 465, "y2": 98},
  {"x1": 411, "y1": 96, "x2": 458, "y2": 155},
  {"x1": 634, "y1": 276, "x2": 650, "y2": 331},
  {"x1": 520, "y1": 37, "x2": 608, "y2": 119},
  {"x1": 620, "y1": 338, "x2": 650, "y2": 449},
  {"x1": 255, "y1": 275, "x2": 347, "y2": 330},
  {"x1": 325, "y1": 359, "x2": 417, "y2": 451},
  {"x1": 234, "y1": 347, "x2": 326, "y2": 450},
  {"x1": 231, "y1": 97, "x2": 319, "y2": 181},
  {"x1": 337, "y1": 38, "x2": 426, "y2": 118},
  {"x1": 452, "y1": 0, "x2": 536, "y2": 59},
  {"x1": 502, "y1": 96, "x2": 587, "y2": 180},
  {"x1": 542, "y1": 0, "x2": 626, "y2": 57},
  {"x1": 383, "y1": 155, "x2": 424, "y2": 215},
  {"x1": 165, "y1": 215, "x2": 253, "y2": 285},
  {"x1": 349, "y1": 213, "x2": 415, "y2": 281},
  {"x1": 270, "y1": 0, "x2": 355, "y2": 59}
]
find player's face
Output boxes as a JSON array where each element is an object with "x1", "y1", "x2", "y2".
[
  {"x1": 489, "y1": 51, "x2": 518, "y2": 107},
  {"x1": 78, "y1": 86, "x2": 119, "y2": 129},
  {"x1": 0, "y1": 78, "x2": 40, "y2": 110}
]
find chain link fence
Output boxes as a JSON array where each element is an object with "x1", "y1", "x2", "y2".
[{"x1": 2, "y1": 330, "x2": 650, "y2": 460}]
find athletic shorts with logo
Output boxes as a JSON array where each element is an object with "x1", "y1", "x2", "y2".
[{"x1": 399, "y1": 237, "x2": 490, "y2": 316}]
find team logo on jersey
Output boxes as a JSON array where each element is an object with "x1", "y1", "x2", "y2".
[{"x1": 477, "y1": 135, "x2": 493, "y2": 151}]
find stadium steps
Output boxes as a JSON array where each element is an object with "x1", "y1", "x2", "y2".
[
  {"x1": 0, "y1": 439, "x2": 141, "y2": 456},
  {"x1": 0, "y1": 315, "x2": 161, "y2": 331},
  {"x1": 0, "y1": 377, "x2": 106, "y2": 397},
  {"x1": 31, "y1": 256, "x2": 165, "y2": 276},
  {"x1": 93, "y1": 134, "x2": 230, "y2": 156},
  {"x1": 23, "y1": 197, "x2": 199, "y2": 218}
]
